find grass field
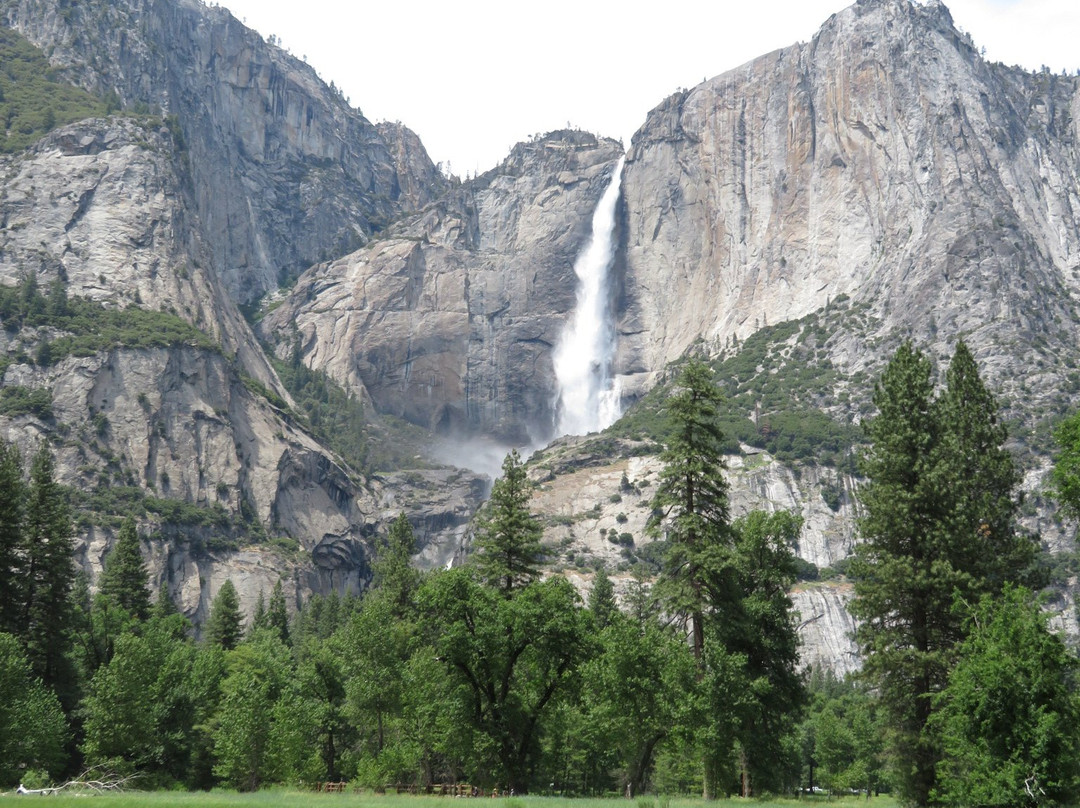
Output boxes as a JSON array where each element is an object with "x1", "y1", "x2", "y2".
[{"x1": 0, "y1": 791, "x2": 898, "y2": 808}]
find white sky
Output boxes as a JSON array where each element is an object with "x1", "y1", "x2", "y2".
[{"x1": 218, "y1": 0, "x2": 1080, "y2": 177}]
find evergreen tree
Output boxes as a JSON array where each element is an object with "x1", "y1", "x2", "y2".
[
  {"x1": 153, "y1": 580, "x2": 179, "y2": 619},
  {"x1": 472, "y1": 450, "x2": 543, "y2": 595},
  {"x1": 647, "y1": 358, "x2": 730, "y2": 663},
  {"x1": 249, "y1": 590, "x2": 268, "y2": 636},
  {"x1": 850, "y1": 341, "x2": 1027, "y2": 807},
  {"x1": 934, "y1": 341, "x2": 1031, "y2": 586},
  {"x1": 931, "y1": 587, "x2": 1080, "y2": 807},
  {"x1": 625, "y1": 567, "x2": 657, "y2": 627},
  {"x1": 371, "y1": 513, "x2": 420, "y2": 617},
  {"x1": 588, "y1": 567, "x2": 617, "y2": 630},
  {"x1": 725, "y1": 510, "x2": 806, "y2": 795},
  {"x1": 266, "y1": 580, "x2": 290, "y2": 646},
  {"x1": 99, "y1": 517, "x2": 152, "y2": 620},
  {"x1": 0, "y1": 441, "x2": 24, "y2": 635},
  {"x1": 206, "y1": 580, "x2": 243, "y2": 651},
  {"x1": 20, "y1": 443, "x2": 75, "y2": 699}
]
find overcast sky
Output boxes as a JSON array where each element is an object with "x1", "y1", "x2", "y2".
[{"x1": 218, "y1": 0, "x2": 1080, "y2": 177}]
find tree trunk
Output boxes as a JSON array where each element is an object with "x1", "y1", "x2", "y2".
[{"x1": 739, "y1": 747, "x2": 751, "y2": 798}]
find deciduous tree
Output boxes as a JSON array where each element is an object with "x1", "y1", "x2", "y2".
[
  {"x1": 0, "y1": 632, "x2": 67, "y2": 786},
  {"x1": 419, "y1": 570, "x2": 590, "y2": 792}
]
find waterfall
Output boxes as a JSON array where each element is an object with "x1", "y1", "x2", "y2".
[{"x1": 552, "y1": 156, "x2": 625, "y2": 437}]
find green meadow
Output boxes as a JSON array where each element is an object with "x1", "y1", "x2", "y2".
[{"x1": 0, "y1": 793, "x2": 898, "y2": 808}]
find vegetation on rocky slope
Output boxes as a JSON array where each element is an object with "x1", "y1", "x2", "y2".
[
  {"x1": 611, "y1": 302, "x2": 864, "y2": 470},
  {"x1": 0, "y1": 26, "x2": 110, "y2": 153}
]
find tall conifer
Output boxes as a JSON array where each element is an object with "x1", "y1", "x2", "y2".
[
  {"x1": 99, "y1": 517, "x2": 151, "y2": 620},
  {"x1": 266, "y1": 580, "x2": 290, "y2": 645},
  {"x1": 850, "y1": 341, "x2": 1028, "y2": 807},
  {"x1": 21, "y1": 443, "x2": 75, "y2": 697},
  {"x1": 472, "y1": 450, "x2": 543, "y2": 595},
  {"x1": 647, "y1": 358, "x2": 730, "y2": 663},
  {"x1": 206, "y1": 580, "x2": 243, "y2": 650},
  {"x1": 371, "y1": 513, "x2": 420, "y2": 617},
  {"x1": 0, "y1": 441, "x2": 24, "y2": 635}
]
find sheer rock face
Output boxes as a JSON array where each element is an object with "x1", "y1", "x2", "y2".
[
  {"x1": 1, "y1": 344, "x2": 375, "y2": 625},
  {"x1": 3, "y1": 0, "x2": 1079, "y2": 655},
  {"x1": 4, "y1": 0, "x2": 446, "y2": 303},
  {"x1": 617, "y1": 0, "x2": 1080, "y2": 403},
  {"x1": 0, "y1": 0, "x2": 458, "y2": 622},
  {"x1": 262, "y1": 132, "x2": 625, "y2": 444},
  {"x1": 0, "y1": 118, "x2": 279, "y2": 392}
]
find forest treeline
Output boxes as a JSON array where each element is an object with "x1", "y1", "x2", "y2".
[{"x1": 2, "y1": 343, "x2": 1080, "y2": 807}]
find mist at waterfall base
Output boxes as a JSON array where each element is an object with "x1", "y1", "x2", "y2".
[
  {"x1": 428, "y1": 435, "x2": 521, "y2": 487},
  {"x1": 428, "y1": 158, "x2": 626, "y2": 483},
  {"x1": 552, "y1": 156, "x2": 626, "y2": 437}
]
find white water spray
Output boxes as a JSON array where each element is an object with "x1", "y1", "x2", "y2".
[{"x1": 553, "y1": 156, "x2": 625, "y2": 437}]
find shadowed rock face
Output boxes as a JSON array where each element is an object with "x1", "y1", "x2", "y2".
[
  {"x1": 4, "y1": 0, "x2": 446, "y2": 303},
  {"x1": 617, "y1": 0, "x2": 1080, "y2": 407},
  {"x1": 262, "y1": 131, "x2": 625, "y2": 445}
]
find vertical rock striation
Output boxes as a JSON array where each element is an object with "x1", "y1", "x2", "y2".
[
  {"x1": 4, "y1": 0, "x2": 446, "y2": 302},
  {"x1": 262, "y1": 131, "x2": 625, "y2": 444},
  {"x1": 618, "y1": 0, "x2": 1080, "y2": 407}
]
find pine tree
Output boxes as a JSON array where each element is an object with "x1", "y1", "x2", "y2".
[
  {"x1": 850, "y1": 341, "x2": 1028, "y2": 807},
  {"x1": 472, "y1": 450, "x2": 543, "y2": 595},
  {"x1": 371, "y1": 513, "x2": 420, "y2": 617},
  {"x1": 0, "y1": 441, "x2": 25, "y2": 635},
  {"x1": 153, "y1": 580, "x2": 179, "y2": 619},
  {"x1": 20, "y1": 443, "x2": 75, "y2": 697},
  {"x1": 249, "y1": 590, "x2": 268, "y2": 635},
  {"x1": 266, "y1": 580, "x2": 289, "y2": 645},
  {"x1": 647, "y1": 358, "x2": 730, "y2": 663},
  {"x1": 934, "y1": 341, "x2": 1031, "y2": 587},
  {"x1": 648, "y1": 358, "x2": 740, "y2": 798},
  {"x1": 726, "y1": 509, "x2": 806, "y2": 795},
  {"x1": 99, "y1": 517, "x2": 151, "y2": 620},
  {"x1": 206, "y1": 580, "x2": 243, "y2": 650},
  {"x1": 588, "y1": 566, "x2": 617, "y2": 629}
]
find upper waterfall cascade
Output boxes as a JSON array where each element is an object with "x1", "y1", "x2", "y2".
[{"x1": 552, "y1": 156, "x2": 626, "y2": 437}]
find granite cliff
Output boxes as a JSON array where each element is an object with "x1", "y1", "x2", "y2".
[
  {"x1": 1, "y1": 0, "x2": 1078, "y2": 661},
  {"x1": 0, "y1": 0, "x2": 468, "y2": 625},
  {"x1": 616, "y1": 0, "x2": 1080, "y2": 417},
  {"x1": 4, "y1": 0, "x2": 446, "y2": 303},
  {"x1": 260, "y1": 131, "x2": 624, "y2": 445}
]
